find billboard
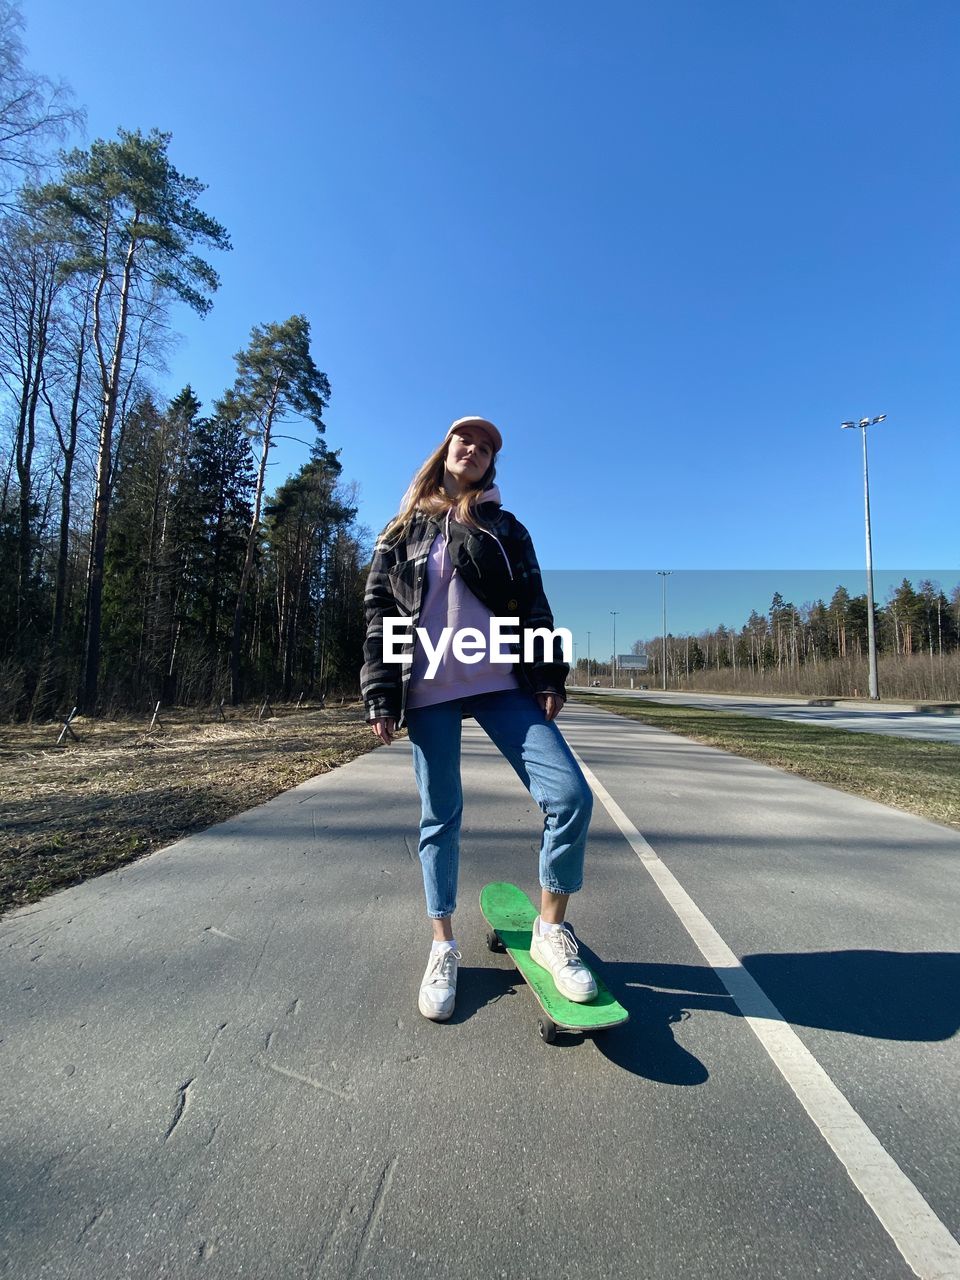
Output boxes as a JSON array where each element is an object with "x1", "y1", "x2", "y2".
[{"x1": 616, "y1": 654, "x2": 649, "y2": 670}]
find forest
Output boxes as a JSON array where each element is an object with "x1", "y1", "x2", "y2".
[
  {"x1": 0, "y1": 5, "x2": 368, "y2": 720},
  {"x1": 616, "y1": 580, "x2": 960, "y2": 700}
]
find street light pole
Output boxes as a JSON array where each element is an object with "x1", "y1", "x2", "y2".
[
  {"x1": 586, "y1": 631, "x2": 591, "y2": 686},
  {"x1": 841, "y1": 415, "x2": 885, "y2": 700},
  {"x1": 656, "y1": 571, "x2": 671, "y2": 690},
  {"x1": 610, "y1": 612, "x2": 618, "y2": 688}
]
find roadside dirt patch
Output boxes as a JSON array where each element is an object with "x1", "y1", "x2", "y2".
[{"x1": 0, "y1": 703, "x2": 380, "y2": 914}]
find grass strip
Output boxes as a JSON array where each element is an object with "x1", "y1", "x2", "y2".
[
  {"x1": 569, "y1": 692, "x2": 960, "y2": 831},
  {"x1": 0, "y1": 706, "x2": 377, "y2": 915}
]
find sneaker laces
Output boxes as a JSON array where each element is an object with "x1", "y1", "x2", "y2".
[
  {"x1": 425, "y1": 949, "x2": 460, "y2": 986},
  {"x1": 544, "y1": 925, "x2": 582, "y2": 969}
]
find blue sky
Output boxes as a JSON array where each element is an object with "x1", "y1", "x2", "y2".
[
  {"x1": 541, "y1": 569, "x2": 959, "y2": 659},
  {"x1": 26, "y1": 1, "x2": 958, "y2": 629}
]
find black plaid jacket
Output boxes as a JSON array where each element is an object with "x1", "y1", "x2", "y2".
[{"x1": 360, "y1": 500, "x2": 568, "y2": 727}]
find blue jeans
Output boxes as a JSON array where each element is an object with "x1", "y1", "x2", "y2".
[{"x1": 405, "y1": 689, "x2": 593, "y2": 918}]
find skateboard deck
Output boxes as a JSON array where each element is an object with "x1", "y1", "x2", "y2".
[{"x1": 479, "y1": 882, "x2": 629, "y2": 1042}]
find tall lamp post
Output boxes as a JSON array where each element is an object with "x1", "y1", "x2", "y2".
[
  {"x1": 656, "y1": 571, "x2": 672, "y2": 690},
  {"x1": 586, "y1": 631, "x2": 591, "y2": 686},
  {"x1": 610, "y1": 612, "x2": 619, "y2": 688},
  {"x1": 841, "y1": 414, "x2": 886, "y2": 700}
]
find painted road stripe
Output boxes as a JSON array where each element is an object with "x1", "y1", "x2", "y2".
[{"x1": 573, "y1": 749, "x2": 960, "y2": 1280}]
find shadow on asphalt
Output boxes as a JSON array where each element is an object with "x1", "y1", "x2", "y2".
[
  {"x1": 445, "y1": 964, "x2": 519, "y2": 1025},
  {"x1": 403, "y1": 938, "x2": 960, "y2": 1082},
  {"x1": 537, "y1": 947, "x2": 960, "y2": 1084}
]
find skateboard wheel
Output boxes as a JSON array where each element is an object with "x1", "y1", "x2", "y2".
[
  {"x1": 485, "y1": 929, "x2": 505, "y2": 953},
  {"x1": 538, "y1": 1017, "x2": 558, "y2": 1044}
]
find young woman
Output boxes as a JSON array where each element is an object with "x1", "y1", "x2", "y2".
[{"x1": 361, "y1": 416, "x2": 595, "y2": 1021}]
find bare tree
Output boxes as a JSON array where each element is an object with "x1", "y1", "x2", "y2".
[
  {"x1": 0, "y1": 2, "x2": 82, "y2": 198},
  {"x1": 0, "y1": 211, "x2": 62, "y2": 639}
]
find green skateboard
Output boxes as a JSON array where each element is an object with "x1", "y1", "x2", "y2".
[{"x1": 480, "y1": 882, "x2": 629, "y2": 1044}]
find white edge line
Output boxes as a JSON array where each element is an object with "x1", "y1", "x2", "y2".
[{"x1": 573, "y1": 748, "x2": 960, "y2": 1280}]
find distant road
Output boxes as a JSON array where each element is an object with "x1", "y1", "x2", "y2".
[{"x1": 571, "y1": 686, "x2": 960, "y2": 743}]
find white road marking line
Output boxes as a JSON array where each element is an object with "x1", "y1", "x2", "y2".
[{"x1": 572, "y1": 749, "x2": 960, "y2": 1280}]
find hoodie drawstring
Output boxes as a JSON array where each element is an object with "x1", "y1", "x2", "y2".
[
  {"x1": 443, "y1": 508, "x2": 453, "y2": 582},
  {"x1": 487, "y1": 529, "x2": 514, "y2": 580}
]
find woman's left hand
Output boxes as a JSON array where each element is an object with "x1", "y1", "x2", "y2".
[{"x1": 536, "y1": 692, "x2": 565, "y2": 722}]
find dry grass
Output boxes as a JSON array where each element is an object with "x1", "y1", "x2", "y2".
[
  {"x1": 0, "y1": 702, "x2": 378, "y2": 915},
  {"x1": 9, "y1": 689, "x2": 954, "y2": 919},
  {"x1": 571, "y1": 692, "x2": 960, "y2": 830},
  {"x1": 671, "y1": 650, "x2": 960, "y2": 701}
]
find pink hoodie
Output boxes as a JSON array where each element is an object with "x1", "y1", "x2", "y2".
[{"x1": 405, "y1": 487, "x2": 519, "y2": 711}]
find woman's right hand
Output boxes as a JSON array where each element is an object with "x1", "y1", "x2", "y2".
[{"x1": 371, "y1": 717, "x2": 396, "y2": 746}]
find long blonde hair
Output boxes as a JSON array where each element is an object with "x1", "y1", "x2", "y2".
[{"x1": 379, "y1": 437, "x2": 498, "y2": 547}]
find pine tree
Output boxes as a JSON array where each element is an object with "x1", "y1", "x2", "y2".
[
  {"x1": 743, "y1": 610, "x2": 770, "y2": 673},
  {"x1": 221, "y1": 315, "x2": 330, "y2": 702},
  {"x1": 847, "y1": 594, "x2": 869, "y2": 658},
  {"x1": 101, "y1": 395, "x2": 163, "y2": 702},
  {"x1": 916, "y1": 579, "x2": 945, "y2": 657},
  {"x1": 806, "y1": 599, "x2": 830, "y2": 664},
  {"x1": 828, "y1": 585, "x2": 851, "y2": 659},
  {"x1": 27, "y1": 129, "x2": 230, "y2": 710},
  {"x1": 177, "y1": 405, "x2": 254, "y2": 697},
  {"x1": 263, "y1": 443, "x2": 354, "y2": 699},
  {"x1": 887, "y1": 579, "x2": 920, "y2": 656},
  {"x1": 768, "y1": 593, "x2": 798, "y2": 670}
]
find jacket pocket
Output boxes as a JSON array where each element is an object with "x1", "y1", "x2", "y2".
[{"x1": 387, "y1": 559, "x2": 420, "y2": 612}]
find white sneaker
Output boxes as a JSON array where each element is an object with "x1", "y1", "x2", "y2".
[
  {"x1": 418, "y1": 946, "x2": 461, "y2": 1021},
  {"x1": 529, "y1": 917, "x2": 598, "y2": 1003}
]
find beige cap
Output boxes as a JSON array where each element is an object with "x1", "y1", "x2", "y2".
[{"x1": 445, "y1": 415, "x2": 503, "y2": 453}]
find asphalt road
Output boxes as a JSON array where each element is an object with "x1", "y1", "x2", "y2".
[
  {"x1": 574, "y1": 686, "x2": 960, "y2": 743},
  {"x1": 2, "y1": 703, "x2": 959, "y2": 1279}
]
